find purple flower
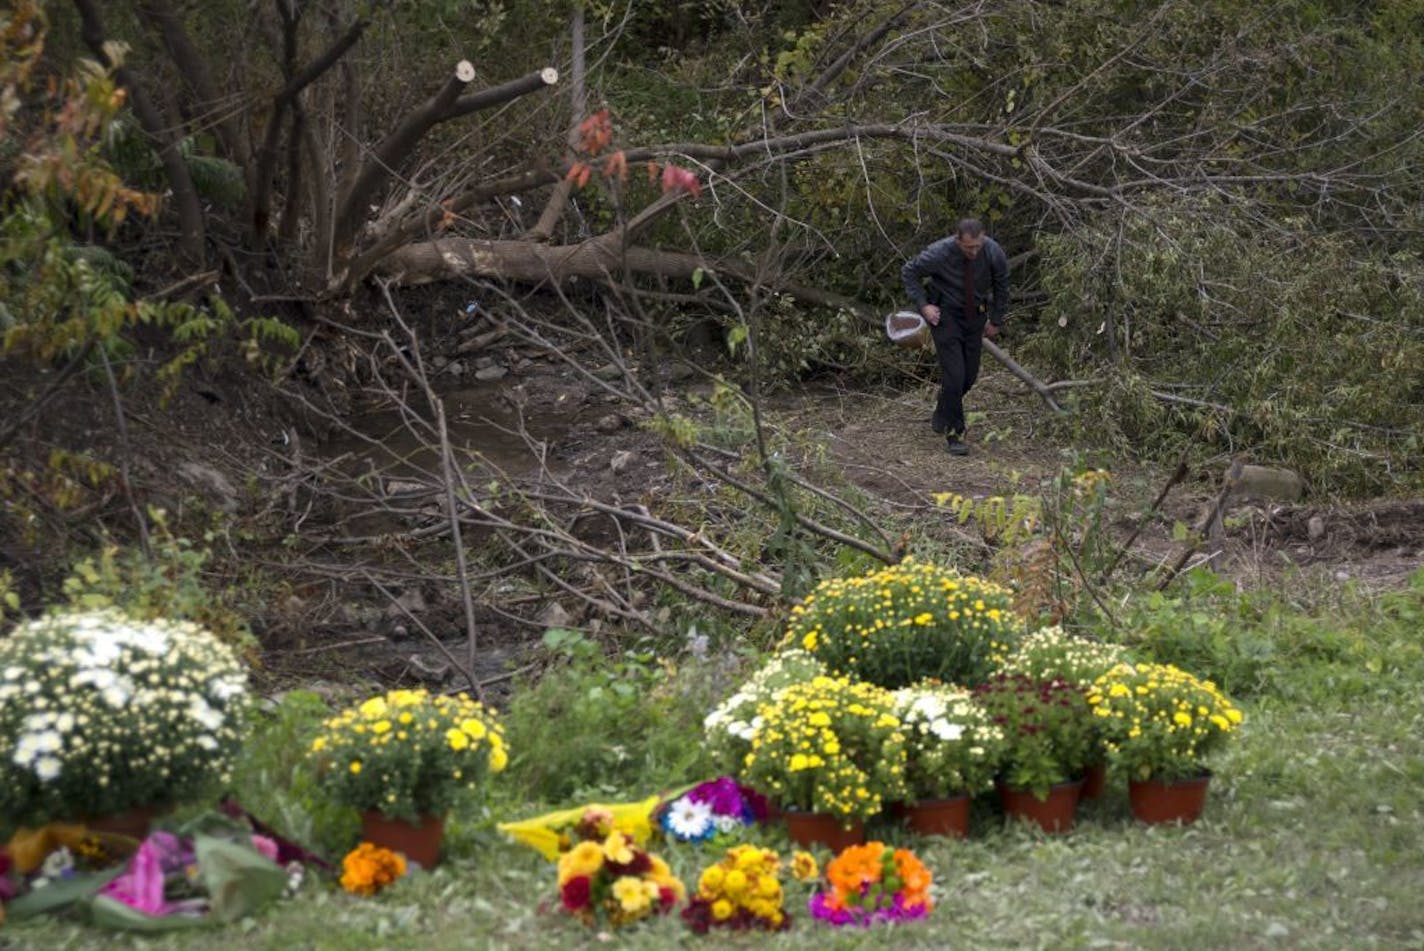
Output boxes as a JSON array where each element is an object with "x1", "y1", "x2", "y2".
[
  {"x1": 808, "y1": 890, "x2": 931, "y2": 927},
  {"x1": 688, "y1": 777, "x2": 746, "y2": 817}
]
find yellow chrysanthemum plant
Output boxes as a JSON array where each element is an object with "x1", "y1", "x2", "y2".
[
  {"x1": 307, "y1": 688, "x2": 507, "y2": 822},
  {"x1": 781, "y1": 558, "x2": 1023, "y2": 689},
  {"x1": 1086, "y1": 663, "x2": 1244, "y2": 782},
  {"x1": 703, "y1": 649, "x2": 825, "y2": 774},
  {"x1": 740, "y1": 675, "x2": 908, "y2": 827}
]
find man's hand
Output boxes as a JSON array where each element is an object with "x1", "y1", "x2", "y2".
[
  {"x1": 984, "y1": 321, "x2": 1001, "y2": 339},
  {"x1": 920, "y1": 303, "x2": 941, "y2": 327}
]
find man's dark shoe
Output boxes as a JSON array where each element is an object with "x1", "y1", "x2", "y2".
[
  {"x1": 946, "y1": 436, "x2": 969, "y2": 457},
  {"x1": 931, "y1": 413, "x2": 947, "y2": 435}
]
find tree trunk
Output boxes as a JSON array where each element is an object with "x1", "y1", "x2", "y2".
[
  {"x1": 526, "y1": 5, "x2": 585, "y2": 242},
  {"x1": 330, "y1": 65, "x2": 559, "y2": 263},
  {"x1": 136, "y1": 0, "x2": 250, "y2": 167},
  {"x1": 250, "y1": 10, "x2": 369, "y2": 246},
  {"x1": 374, "y1": 236, "x2": 709, "y2": 286},
  {"x1": 74, "y1": 0, "x2": 207, "y2": 267}
]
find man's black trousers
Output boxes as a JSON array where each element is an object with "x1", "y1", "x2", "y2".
[{"x1": 931, "y1": 314, "x2": 987, "y2": 438}]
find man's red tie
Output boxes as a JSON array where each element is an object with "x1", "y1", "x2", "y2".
[{"x1": 963, "y1": 256, "x2": 976, "y2": 322}]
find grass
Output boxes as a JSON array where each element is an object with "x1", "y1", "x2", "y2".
[{"x1": 6, "y1": 577, "x2": 1424, "y2": 948}]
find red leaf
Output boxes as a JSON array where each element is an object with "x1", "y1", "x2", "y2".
[{"x1": 660, "y1": 164, "x2": 701, "y2": 198}]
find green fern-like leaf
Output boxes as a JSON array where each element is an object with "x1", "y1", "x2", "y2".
[{"x1": 183, "y1": 153, "x2": 246, "y2": 210}]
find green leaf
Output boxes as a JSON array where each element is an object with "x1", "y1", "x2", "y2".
[{"x1": 5, "y1": 867, "x2": 124, "y2": 919}]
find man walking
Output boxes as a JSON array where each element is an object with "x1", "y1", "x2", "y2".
[{"x1": 901, "y1": 219, "x2": 1009, "y2": 456}]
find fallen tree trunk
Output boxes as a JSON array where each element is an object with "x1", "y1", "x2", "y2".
[
  {"x1": 377, "y1": 237, "x2": 1070, "y2": 414},
  {"x1": 375, "y1": 236, "x2": 714, "y2": 285}
]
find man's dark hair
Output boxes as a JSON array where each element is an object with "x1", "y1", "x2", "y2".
[{"x1": 956, "y1": 218, "x2": 985, "y2": 238}]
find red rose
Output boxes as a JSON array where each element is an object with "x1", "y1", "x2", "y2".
[{"x1": 561, "y1": 875, "x2": 592, "y2": 911}]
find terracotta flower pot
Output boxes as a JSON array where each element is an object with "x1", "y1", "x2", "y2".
[
  {"x1": 998, "y1": 778, "x2": 1083, "y2": 834},
  {"x1": 784, "y1": 811, "x2": 865, "y2": 852},
  {"x1": 1128, "y1": 772, "x2": 1211, "y2": 825},
  {"x1": 360, "y1": 811, "x2": 446, "y2": 868},
  {"x1": 1080, "y1": 762, "x2": 1108, "y2": 801},
  {"x1": 905, "y1": 795, "x2": 971, "y2": 838}
]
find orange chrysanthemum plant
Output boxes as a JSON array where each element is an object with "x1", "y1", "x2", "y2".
[
  {"x1": 808, "y1": 841, "x2": 933, "y2": 927},
  {"x1": 340, "y1": 842, "x2": 407, "y2": 896}
]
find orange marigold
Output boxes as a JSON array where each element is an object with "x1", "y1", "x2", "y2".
[
  {"x1": 893, "y1": 849, "x2": 933, "y2": 909},
  {"x1": 340, "y1": 842, "x2": 408, "y2": 896},
  {"x1": 825, "y1": 842, "x2": 882, "y2": 897}
]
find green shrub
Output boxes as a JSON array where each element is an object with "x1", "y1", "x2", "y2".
[
  {"x1": 1031, "y1": 197, "x2": 1424, "y2": 495},
  {"x1": 228, "y1": 690, "x2": 359, "y2": 859},
  {"x1": 60, "y1": 520, "x2": 260, "y2": 662},
  {"x1": 500, "y1": 629, "x2": 716, "y2": 803},
  {"x1": 1102, "y1": 569, "x2": 1361, "y2": 697}
]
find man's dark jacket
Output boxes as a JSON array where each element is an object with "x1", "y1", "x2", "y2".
[{"x1": 901, "y1": 236, "x2": 1010, "y2": 326}]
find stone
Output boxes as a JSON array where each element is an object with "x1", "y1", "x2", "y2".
[
  {"x1": 593, "y1": 363, "x2": 623, "y2": 381},
  {"x1": 474, "y1": 355, "x2": 496, "y2": 370},
  {"x1": 408, "y1": 652, "x2": 451, "y2": 684},
  {"x1": 443, "y1": 360, "x2": 466, "y2": 377},
  {"x1": 595, "y1": 413, "x2": 624, "y2": 433},
  {"x1": 383, "y1": 479, "x2": 426, "y2": 498},
  {"x1": 1307, "y1": 515, "x2": 1326, "y2": 540},
  {"x1": 610, "y1": 450, "x2": 635, "y2": 474},
  {"x1": 383, "y1": 588, "x2": 427, "y2": 620},
  {"x1": 176, "y1": 462, "x2": 240, "y2": 512},
  {"x1": 1234, "y1": 465, "x2": 1305, "y2": 502},
  {"x1": 474, "y1": 365, "x2": 507, "y2": 382},
  {"x1": 538, "y1": 601, "x2": 572, "y2": 629}
]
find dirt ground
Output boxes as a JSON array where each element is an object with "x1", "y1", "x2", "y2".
[
  {"x1": 4, "y1": 322, "x2": 1421, "y2": 694},
  {"x1": 774, "y1": 365, "x2": 1424, "y2": 593}
]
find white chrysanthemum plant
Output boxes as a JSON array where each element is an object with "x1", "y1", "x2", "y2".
[
  {"x1": 1000, "y1": 625, "x2": 1131, "y2": 690},
  {"x1": 890, "y1": 682, "x2": 1006, "y2": 801},
  {"x1": 702, "y1": 649, "x2": 824, "y2": 774},
  {"x1": 0, "y1": 608, "x2": 250, "y2": 834}
]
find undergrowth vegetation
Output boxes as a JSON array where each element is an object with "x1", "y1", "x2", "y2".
[
  {"x1": 1032, "y1": 198, "x2": 1424, "y2": 494},
  {"x1": 22, "y1": 556, "x2": 1409, "y2": 948}
]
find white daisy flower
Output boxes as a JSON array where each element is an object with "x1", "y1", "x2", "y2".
[
  {"x1": 930, "y1": 719, "x2": 965, "y2": 742},
  {"x1": 666, "y1": 797, "x2": 713, "y2": 840}
]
